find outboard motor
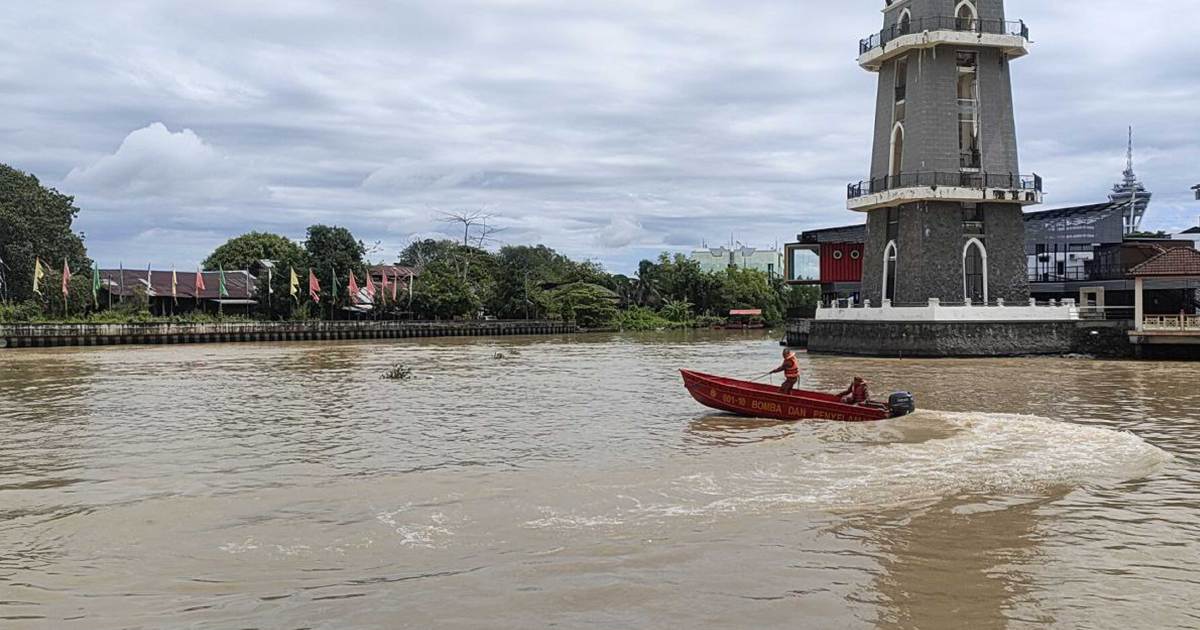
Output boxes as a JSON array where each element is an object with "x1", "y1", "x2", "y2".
[{"x1": 888, "y1": 392, "x2": 916, "y2": 418}]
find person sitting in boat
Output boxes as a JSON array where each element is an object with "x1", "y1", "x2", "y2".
[
  {"x1": 837, "y1": 377, "x2": 870, "y2": 405},
  {"x1": 770, "y1": 349, "x2": 801, "y2": 394}
]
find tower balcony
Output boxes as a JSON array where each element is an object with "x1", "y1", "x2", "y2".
[
  {"x1": 858, "y1": 17, "x2": 1030, "y2": 71},
  {"x1": 846, "y1": 171, "x2": 1043, "y2": 212}
]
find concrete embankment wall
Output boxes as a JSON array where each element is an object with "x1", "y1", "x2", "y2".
[
  {"x1": 0, "y1": 321, "x2": 576, "y2": 349},
  {"x1": 807, "y1": 320, "x2": 1135, "y2": 358},
  {"x1": 784, "y1": 320, "x2": 811, "y2": 347}
]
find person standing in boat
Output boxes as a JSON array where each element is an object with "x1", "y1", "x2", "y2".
[
  {"x1": 770, "y1": 349, "x2": 801, "y2": 394},
  {"x1": 837, "y1": 377, "x2": 870, "y2": 405}
]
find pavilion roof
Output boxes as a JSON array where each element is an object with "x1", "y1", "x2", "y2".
[
  {"x1": 99, "y1": 269, "x2": 257, "y2": 299},
  {"x1": 1128, "y1": 247, "x2": 1200, "y2": 277}
]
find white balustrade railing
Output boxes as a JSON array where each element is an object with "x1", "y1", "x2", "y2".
[
  {"x1": 1143, "y1": 315, "x2": 1200, "y2": 332},
  {"x1": 816, "y1": 297, "x2": 1079, "y2": 322}
]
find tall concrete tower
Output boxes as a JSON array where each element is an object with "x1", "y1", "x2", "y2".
[
  {"x1": 1109, "y1": 127, "x2": 1152, "y2": 235},
  {"x1": 851, "y1": 0, "x2": 1042, "y2": 306}
]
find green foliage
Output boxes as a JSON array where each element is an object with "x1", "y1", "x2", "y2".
[
  {"x1": 714, "y1": 267, "x2": 783, "y2": 323},
  {"x1": 0, "y1": 164, "x2": 91, "y2": 304},
  {"x1": 540, "y1": 282, "x2": 619, "y2": 328},
  {"x1": 487, "y1": 245, "x2": 602, "y2": 319},
  {"x1": 0, "y1": 301, "x2": 43, "y2": 322},
  {"x1": 610, "y1": 306, "x2": 680, "y2": 331},
  {"x1": 409, "y1": 262, "x2": 481, "y2": 320},
  {"x1": 305, "y1": 225, "x2": 368, "y2": 305},
  {"x1": 660, "y1": 298, "x2": 694, "y2": 323},
  {"x1": 202, "y1": 231, "x2": 309, "y2": 319}
]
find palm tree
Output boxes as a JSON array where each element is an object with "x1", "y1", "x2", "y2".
[{"x1": 661, "y1": 298, "x2": 694, "y2": 323}]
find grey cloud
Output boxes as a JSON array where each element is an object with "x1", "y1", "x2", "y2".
[{"x1": 2, "y1": 1, "x2": 1198, "y2": 272}]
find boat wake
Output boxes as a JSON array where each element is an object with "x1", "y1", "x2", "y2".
[
  {"x1": 54, "y1": 411, "x2": 1172, "y2": 559},
  {"x1": 521, "y1": 411, "x2": 1172, "y2": 529}
]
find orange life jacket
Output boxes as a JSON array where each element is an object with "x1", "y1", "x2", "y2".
[
  {"x1": 783, "y1": 354, "x2": 800, "y2": 379},
  {"x1": 850, "y1": 381, "x2": 869, "y2": 402}
]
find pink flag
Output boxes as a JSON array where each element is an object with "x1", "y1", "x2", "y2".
[
  {"x1": 379, "y1": 270, "x2": 389, "y2": 303},
  {"x1": 195, "y1": 267, "x2": 206, "y2": 296},
  {"x1": 62, "y1": 259, "x2": 72, "y2": 297},
  {"x1": 365, "y1": 271, "x2": 377, "y2": 302},
  {"x1": 348, "y1": 271, "x2": 360, "y2": 303},
  {"x1": 308, "y1": 269, "x2": 321, "y2": 303},
  {"x1": 391, "y1": 270, "x2": 399, "y2": 302}
]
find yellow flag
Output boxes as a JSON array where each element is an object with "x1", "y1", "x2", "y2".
[
  {"x1": 289, "y1": 267, "x2": 299, "y2": 302},
  {"x1": 33, "y1": 258, "x2": 45, "y2": 296},
  {"x1": 172, "y1": 268, "x2": 179, "y2": 303}
]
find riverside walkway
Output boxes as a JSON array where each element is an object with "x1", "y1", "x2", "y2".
[{"x1": 0, "y1": 320, "x2": 576, "y2": 349}]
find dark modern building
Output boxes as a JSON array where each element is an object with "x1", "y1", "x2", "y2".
[
  {"x1": 1193, "y1": 184, "x2": 1199, "y2": 201},
  {"x1": 851, "y1": 0, "x2": 1040, "y2": 306},
  {"x1": 787, "y1": 199, "x2": 1200, "y2": 316}
]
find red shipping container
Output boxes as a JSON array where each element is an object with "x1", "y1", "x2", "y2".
[{"x1": 820, "y1": 243, "x2": 864, "y2": 283}]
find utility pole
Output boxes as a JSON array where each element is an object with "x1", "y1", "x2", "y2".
[{"x1": 0, "y1": 255, "x2": 8, "y2": 304}]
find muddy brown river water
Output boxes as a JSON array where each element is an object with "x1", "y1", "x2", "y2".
[{"x1": 1, "y1": 331, "x2": 1197, "y2": 629}]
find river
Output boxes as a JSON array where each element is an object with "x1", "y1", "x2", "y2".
[{"x1": 1, "y1": 331, "x2": 1197, "y2": 629}]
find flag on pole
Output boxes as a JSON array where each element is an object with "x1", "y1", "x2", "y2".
[
  {"x1": 391, "y1": 270, "x2": 399, "y2": 302},
  {"x1": 171, "y1": 268, "x2": 178, "y2": 304},
  {"x1": 218, "y1": 265, "x2": 229, "y2": 298},
  {"x1": 308, "y1": 269, "x2": 321, "y2": 303},
  {"x1": 330, "y1": 266, "x2": 338, "y2": 302},
  {"x1": 381, "y1": 269, "x2": 390, "y2": 304},
  {"x1": 62, "y1": 259, "x2": 72, "y2": 298},
  {"x1": 92, "y1": 263, "x2": 100, "y2": 307},
  {"x1": 289, "y1": 267, "x2": 299, "y2": 303},
  {"x1": 145, "y1": 264, "x2": 154, "y2": 297},
  {"x1": 33, "y1": 258, "x2": 45, "y2": 296},
  {"x1": 348, "y1": 271, "x2": 360, "y2": 303},
  {"x1": 365, "y1": 271, "x2": 376, "y2": 303},
  {"x1": 119, "y1": 262, "x2": 125, "y2": 301},
  {"x1": 195, "y1": 266, "x2": 206, "y2": 295}
]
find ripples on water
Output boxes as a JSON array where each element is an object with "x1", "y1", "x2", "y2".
[{"x1": 1, "y1": 331, "x2": 1198, "y2": 629}]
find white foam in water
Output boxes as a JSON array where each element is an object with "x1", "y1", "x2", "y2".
[{"x1": 524, "y1": 411, "x2": 1172, "y2": 529}]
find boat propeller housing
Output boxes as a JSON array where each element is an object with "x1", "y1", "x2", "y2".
[{"x1": 888, "y1": 392, "x2": 916, "y2": 418}]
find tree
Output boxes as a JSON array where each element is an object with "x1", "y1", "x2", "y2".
[
  {"x1": 202, "y1": 231, "x2": 308, "y2": 318},
  {"x1": 540, "y1": 282, "x2": 619, "y2": 328},
  {"x1": 716, "y1": 267, "x2": 785, "y2": 323},
  {"x1": 304, "y1": 225, "x2": 367, "y2": 307},
  {"x1": 0, "y1": 164, "x2": 91, "y2": 307},
  {"x1": 409, "y1": 262, "x2": 481, "y2": 320},
  {"x1": 661, "y1": 297, "x2": 694, "y2": 323},
  {"x1": 488, "y1": 245, "x2": 600, "y2": 319},
  {"x1": 440, "y1": 210, "x2": 501, "y2": 247}
]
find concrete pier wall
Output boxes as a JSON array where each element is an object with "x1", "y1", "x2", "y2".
[
  {"x1": 808, "y1": 320, "x2": 1135, "y2": 358},
  {"x1": 0, "y1": 320, "x2": 576, "y2": 350}
]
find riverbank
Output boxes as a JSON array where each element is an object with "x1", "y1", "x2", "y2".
[{"x1": 0, "y1": 319, "x2": 576, "y2": 349}]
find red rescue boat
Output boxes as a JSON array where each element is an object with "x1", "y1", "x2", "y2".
[{"x1": 680, "y1": 370, "x2": 915, "y2": 423}]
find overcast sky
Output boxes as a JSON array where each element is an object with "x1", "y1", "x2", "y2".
[{"x1": 4, "y1": 1, "x2": 1199, "y2": 273}]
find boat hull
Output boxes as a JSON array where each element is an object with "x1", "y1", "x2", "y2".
[{"x1": 680, "y1": 369, "x2": 891, "y2": 423}]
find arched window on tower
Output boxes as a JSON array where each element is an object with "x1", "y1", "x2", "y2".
[
  {"x1": 889, "y1": 123, "x2": 904, "y2": 183},
  {"x1": 898, "y1": 9, "x2": 912, "y2": 35},
  {"x1": 883, "y1": 240, "x2": 899, "y2": 303},
  {"x1": 956, "y1": 1, "x2": 978, "y2": 32},
  {"x1": 963, "y1": 238, "x2": 988, "y2": 304}
]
